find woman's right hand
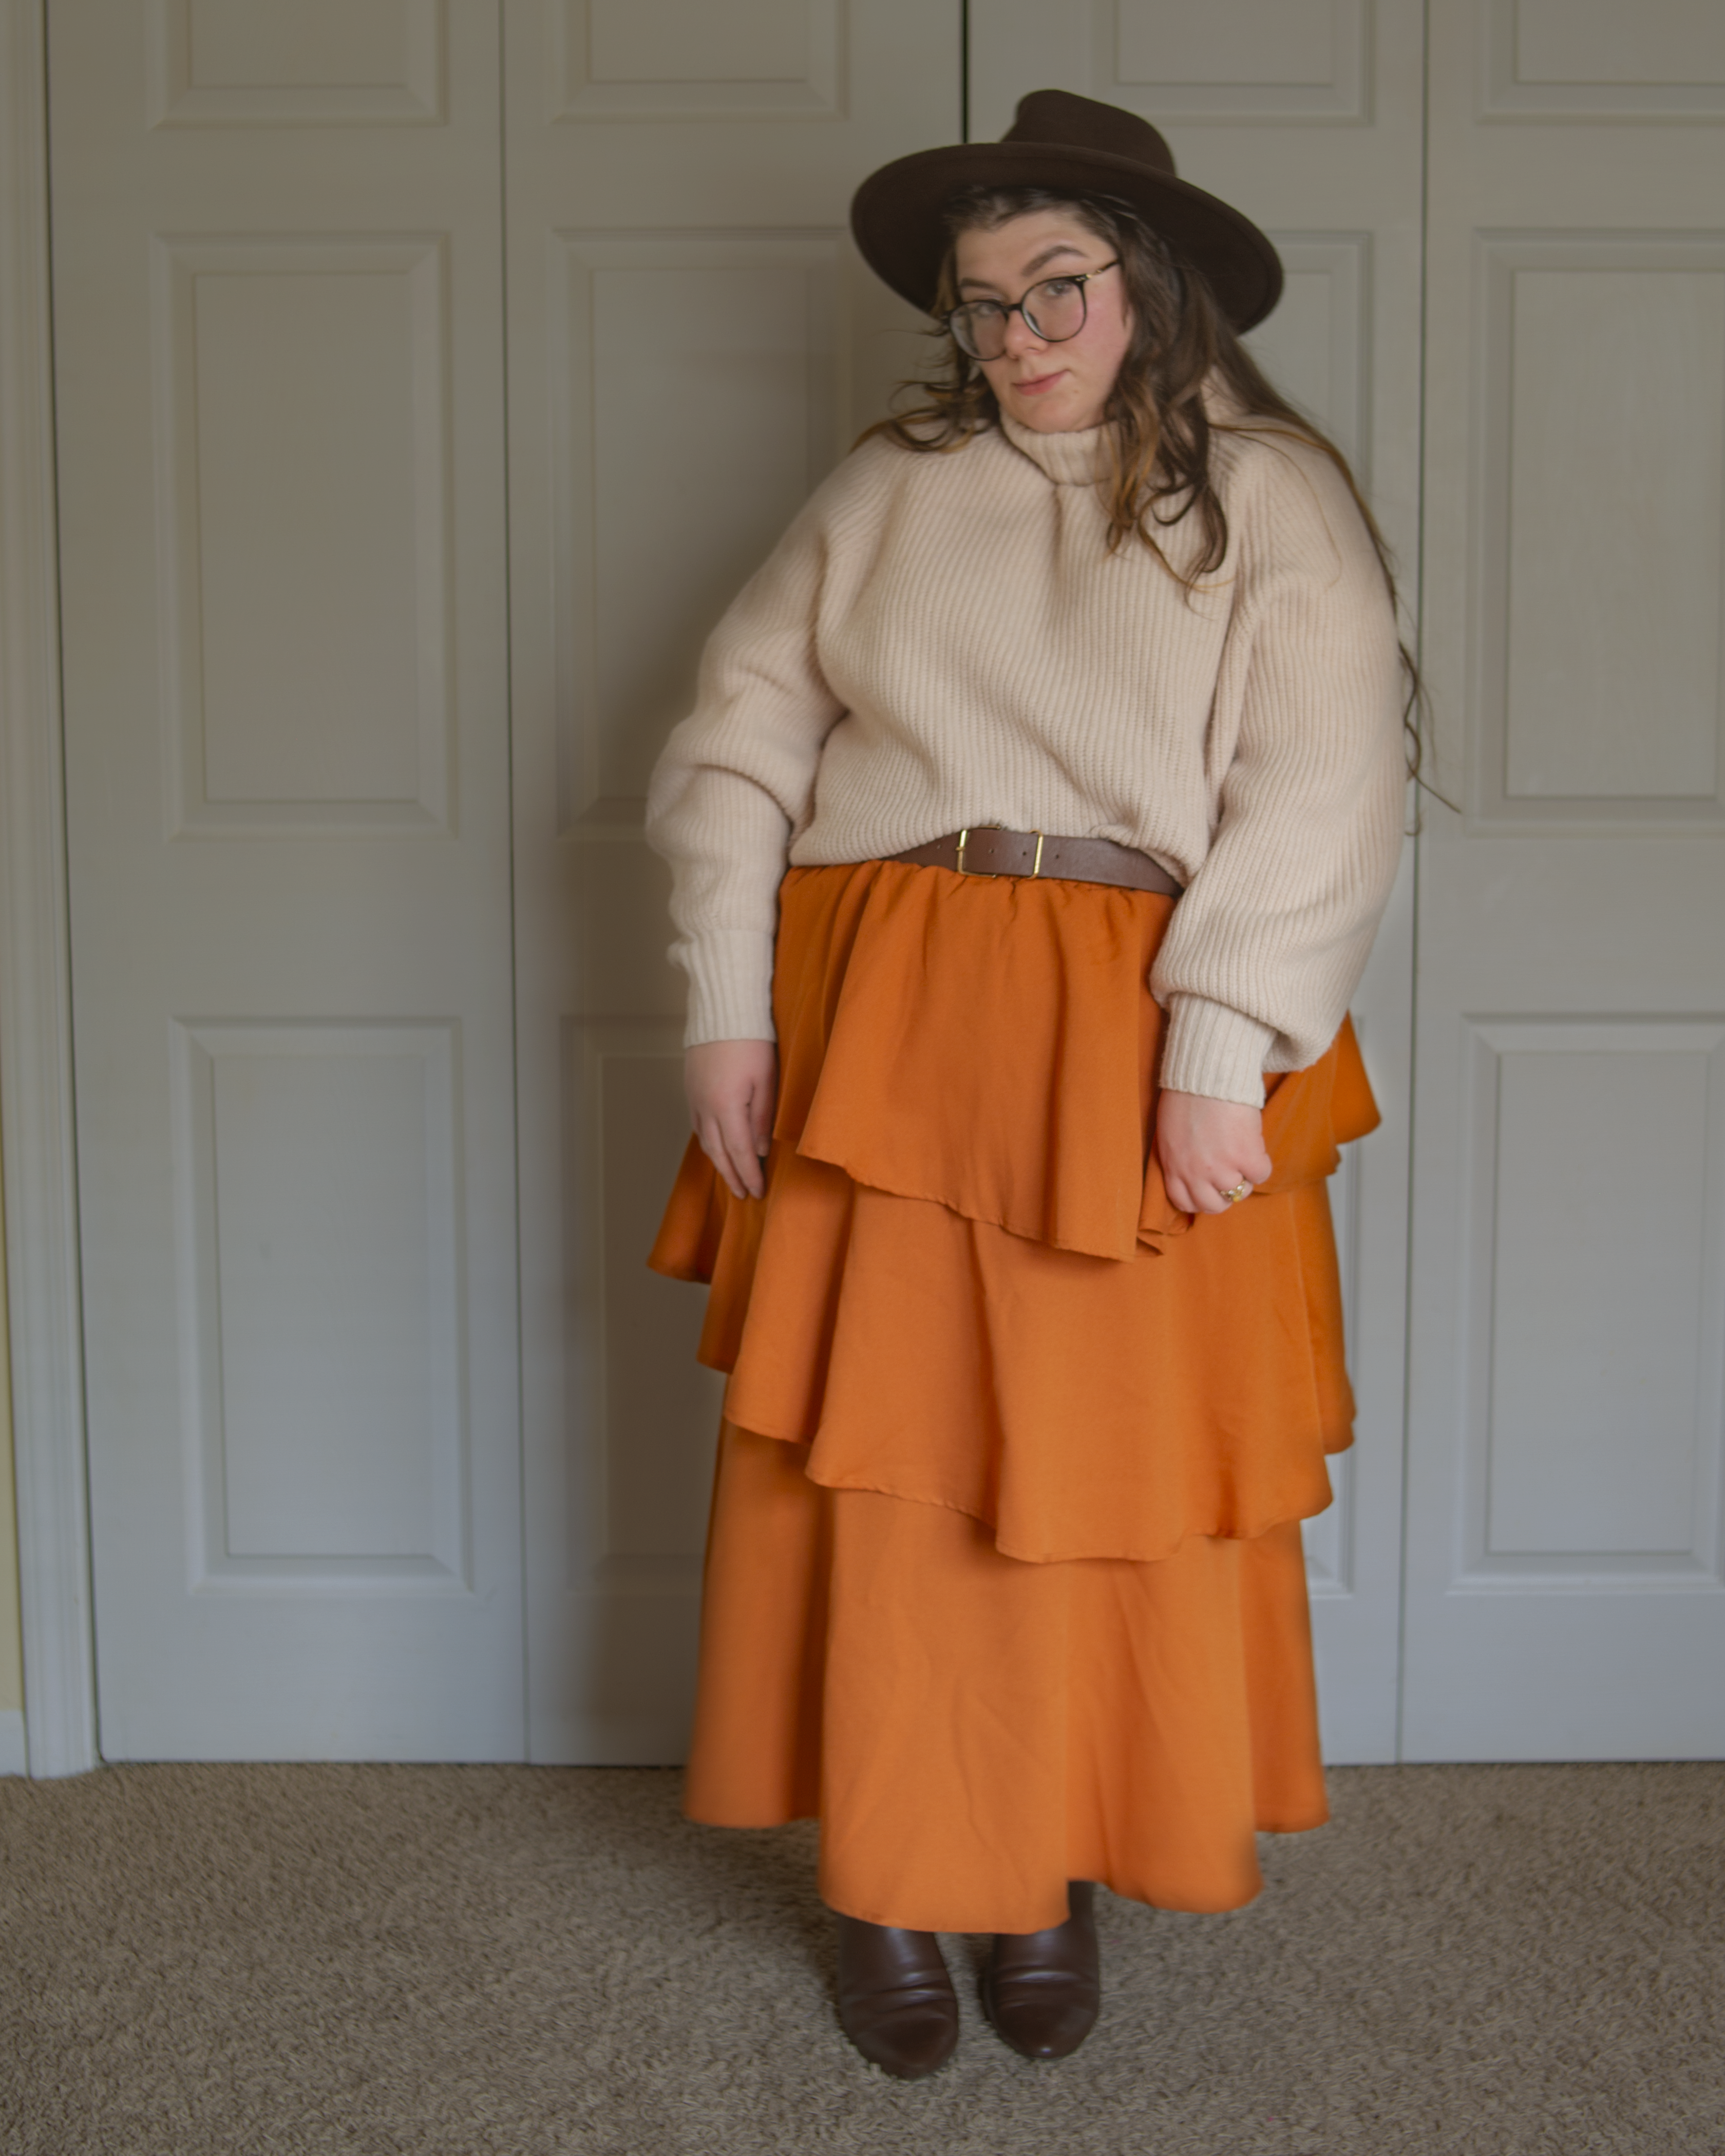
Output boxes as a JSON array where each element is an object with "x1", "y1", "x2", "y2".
[{"x1": 686, "y1": 1039, "x2": 778, "y2": 1201}]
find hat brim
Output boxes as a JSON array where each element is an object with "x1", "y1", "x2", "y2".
[{"x1": 850, "y1": 140, "x2": 1282, "y2": 334}]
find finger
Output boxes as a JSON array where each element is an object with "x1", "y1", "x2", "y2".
[
  {"x1": 1184, "y1": 1167, "x2": 1237, "y2": 1215},
  {"x1": 696, "y1": 1116, "x2": 749, "y2": 1201},
  {"x1": 698, "y1": 1109, "x2": 759, "y2": 1202},
  {"x1": 718, "y1": 1100, "x2": 767, "y2": 1200},
  {"x1": 1164, "y1": 1170, "x2": 1203, "y2": 1216},
  {"x1": 747, "y1": 1068, "x2": 776, "y2": 1160}
]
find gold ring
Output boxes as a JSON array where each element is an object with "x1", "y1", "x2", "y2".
[{"x1": 1222, "y1": 1181, "x2": 1252, "y2": 1205}]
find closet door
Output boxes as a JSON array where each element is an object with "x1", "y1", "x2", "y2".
[
  {"x1": 505, "y1": 0, "x2": 962, "y2": 1759},
  {"x1": 52, "y1": 2, "x2": 524, "y2": 1759},
  {"x1": 968, "y1": 0, "x2": 1426, "y2": 1762},
  {"x1": 1404, "y1": 0, "x2": 1725, "y2": 1757}
]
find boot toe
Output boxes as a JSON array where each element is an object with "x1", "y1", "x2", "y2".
[
  {"x1": 844, "y1": 1997, "x2": 960, "y2": 2079},
  {"x1": 982, "y1": 1967, "x2": 1100, "y2": 2061},
  {"x1": 981, "y1": 1881, "x2": 1101, "y2": 2061},
  {"x1": 834, "y1": 1916, "x2": 960, "y2": 2080}
]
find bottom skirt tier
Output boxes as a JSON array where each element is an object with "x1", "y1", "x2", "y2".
[{"x1": 684, "y1": 1422, "x2": 1329, "y2": 1935}]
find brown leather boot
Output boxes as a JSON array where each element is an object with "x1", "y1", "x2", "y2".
[
  {"x1": 981, "y1": 1880, "x2": 1101, "y2": 2061},
  {"x1": 834, "y1": 1914, "x2": 960, "y2": 2079}
]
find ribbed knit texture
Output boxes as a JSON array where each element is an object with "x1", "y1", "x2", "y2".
[{"x1": 645, "y1": 408, "x2": 1406, "y2": 1106}]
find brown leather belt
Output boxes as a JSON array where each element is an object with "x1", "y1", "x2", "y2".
[{"x1": 890, "y1": 827, "x2": 1183, "y2": 897}]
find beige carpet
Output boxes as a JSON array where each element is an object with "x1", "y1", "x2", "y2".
[{"x1": 1, "y1": 1761, "x2": 1721, "y2": 2156}]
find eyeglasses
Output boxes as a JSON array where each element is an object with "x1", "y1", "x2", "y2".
[{"x1": 943, "y1": 260, "x2": 1122, "y2": 362}]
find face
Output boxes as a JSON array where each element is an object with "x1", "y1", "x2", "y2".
[{"x1": 951, "y1": 208, "x2": 1134, "y2": 435}]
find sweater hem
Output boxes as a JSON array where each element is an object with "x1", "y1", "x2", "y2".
[{"x1": 1160, "y1": 995, "x2": 1279, "y2": 1107}]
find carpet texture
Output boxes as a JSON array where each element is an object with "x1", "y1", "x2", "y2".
[{"x1": 1, "y1": 1761, "x2": 1721, "y2": 2155}]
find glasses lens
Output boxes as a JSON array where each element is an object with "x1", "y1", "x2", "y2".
[
  {"x1": 949, "y1": 303, "x2": 1005, "y2": 361},
  {"x1": 1019, "y1": 277, "x2": 1089, "y2": 345}
]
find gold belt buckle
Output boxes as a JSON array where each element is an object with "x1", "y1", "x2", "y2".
[{"x1": 956, "y1": 827, "x2": 1044, "y2": 877}]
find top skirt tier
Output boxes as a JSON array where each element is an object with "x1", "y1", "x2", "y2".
[{"x1": 651, "y1": 857, "x2": 1377, "y2": 1566}]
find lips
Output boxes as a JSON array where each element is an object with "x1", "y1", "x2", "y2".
[{"x1": 1012, "y1": 370, "x2": 1067, "y2": 396}]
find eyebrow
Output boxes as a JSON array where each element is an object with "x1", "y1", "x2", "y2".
[{"x1": 956, "y1": 240, "x2": 1092, "y2": 296}]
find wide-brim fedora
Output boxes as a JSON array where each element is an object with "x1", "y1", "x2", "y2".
[{"x1": 851, "y1": 88, "x2": 1282, "y2": 334}]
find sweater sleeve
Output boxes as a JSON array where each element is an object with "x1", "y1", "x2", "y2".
[
  {"x1": 1150, "y1": 438, "x2": 1407, "y2": 1108},
  {"x1": 643, "y1": 480, "x2": 855, "y2": 1046}
]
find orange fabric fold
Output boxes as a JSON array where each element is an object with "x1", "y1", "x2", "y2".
[
  {"x1": 684, "y1": 1422, "x2": 1327, "y2": 1934},
  {"x1": 650, "y1": 859, "x2": 1377, "y2": 1565}
]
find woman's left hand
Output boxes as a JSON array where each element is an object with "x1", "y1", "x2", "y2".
[{"x1": 1154, "y1": 1090, "x2": 1274, "y2": 1216}]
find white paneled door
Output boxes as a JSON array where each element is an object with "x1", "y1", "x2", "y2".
[
  {"x1": 1404, "y1": 0, "x2": 1725, "y2": 1757},
  {"x1": 52, "y1": 3, "x2": 525, "y2": 1759},
  {"x1": 502, "y1": 0, "x2": 962, "y2": 1761},
  {"x1": 53, "y1": 0, "x2": 961, "y2": 1764},
  {"x1": 969, "y1": 0, "x2": 1427, "y2": 1763}
]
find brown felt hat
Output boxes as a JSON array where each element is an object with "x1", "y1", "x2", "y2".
[{"x1": 850, "y1": 88, "x2": 1283, "y2": 334}]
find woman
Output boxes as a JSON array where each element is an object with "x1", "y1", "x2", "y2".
[{"x1": 645, "y1": 89, "x2": 1407, "y2": 2079}]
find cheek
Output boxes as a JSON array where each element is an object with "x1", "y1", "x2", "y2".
[
  {"x1": 1079, "y1": 301, "x2": 1134, "y2": 387},
  {"x1": 1091, "y1": 302, "x2": 1130, "y2": 368}
]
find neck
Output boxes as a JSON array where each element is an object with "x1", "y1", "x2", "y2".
[{"x1": 999, "y1": 410, "x2": 1110, "y2": 486}]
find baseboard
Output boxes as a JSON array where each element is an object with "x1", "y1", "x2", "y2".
[{"x1": 0, "y1": 1708, "x2": 27, "y2": 1775}]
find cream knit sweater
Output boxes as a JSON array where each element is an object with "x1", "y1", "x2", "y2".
[{"x1": 644, "y1": 409, "x2": 1406, "y2": 1108}]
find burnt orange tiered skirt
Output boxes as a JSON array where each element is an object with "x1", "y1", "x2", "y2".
[{"x1": 649, "y1": 859, "x2": 1378, "y2": 1934}]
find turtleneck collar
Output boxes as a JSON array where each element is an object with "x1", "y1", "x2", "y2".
[{"x1": 999, "y1": 411, "x2": 1111, "y2": 488}]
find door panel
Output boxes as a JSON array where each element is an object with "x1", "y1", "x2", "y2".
[
  {"x1": 1404, "y1": 0, "x2": 1725, "y2": 1756},
  {"x1": 506, "y1": 0, "x2": 963, "y2": 1761},
  {"x1": 968, "y1": 0, "x2": 1426, "y2": 1763},
  {"x1": 53, "y1": 1, "x2": 524, "y2": 1759}
]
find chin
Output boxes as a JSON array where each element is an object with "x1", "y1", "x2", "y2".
[{"x1": 1010, "y1": 397, "x2": 1097, "y2": 434}]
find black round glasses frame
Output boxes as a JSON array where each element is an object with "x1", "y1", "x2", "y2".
[{"x1": 943, "y1": 259, "x2": 1122, "y2": 361}]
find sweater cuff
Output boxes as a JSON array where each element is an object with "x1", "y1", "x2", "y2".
[
  {"x1": 1159, "y1": 996, "x2": 1277, "y2": 1109},
  {"x1": 680, "y1": 930, "x2": 777, "y2": 1047}
]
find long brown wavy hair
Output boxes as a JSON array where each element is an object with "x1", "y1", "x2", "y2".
[{"x1": 861, "y1": 185, "x2": 1427, "y2": 784}]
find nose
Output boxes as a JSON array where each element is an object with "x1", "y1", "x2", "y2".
[{"x1": 1000, "y1": 308, "x2": 1047, "y2": 360}]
